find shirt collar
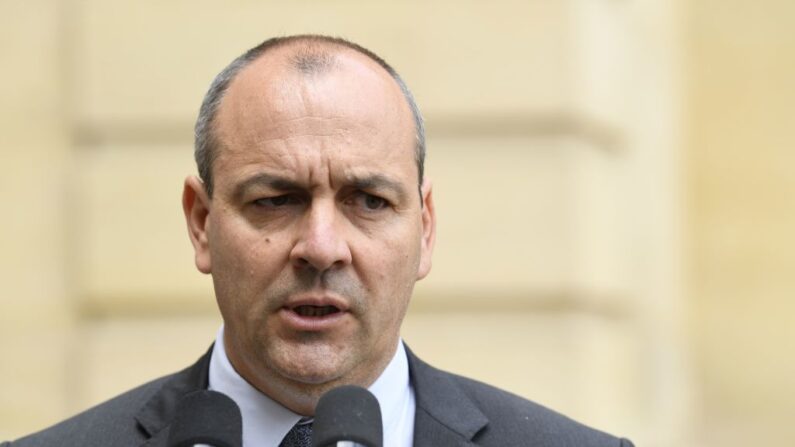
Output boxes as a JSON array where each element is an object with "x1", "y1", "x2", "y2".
[{"x1": 207, "y1": 326, "x2": 413, "y2": 447}]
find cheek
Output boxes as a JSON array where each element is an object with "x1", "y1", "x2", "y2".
[
  {"x1": 383, "y1": 223, "x2": 423, "y2": 273},
  {"x1": 208, "y1": 216, "x2": 291, "y2": 313},
  {"x1": 210, "y1": 212, "x2": 286, "y2": 270},
  {"x1": 359, "y1": 232, "x2": 415, "y2": 280},
  {"x1": 360, "y1": 227, "x2": 422, "y2": 307}
]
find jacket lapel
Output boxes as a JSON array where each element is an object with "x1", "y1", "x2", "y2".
[
  {"x1": 134, "y1": 345, "x2": 213, "y2": 447},
  {"x1": 131, "y1": 344, "x2": 488, "y2": 447},
  {"x1": 406, "y1": 347, "x2": 489, "y2": 446}
]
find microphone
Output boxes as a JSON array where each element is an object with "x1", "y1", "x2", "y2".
[
  {"x1": 312, "y1": 385, "x2": 383, "y2": 447},
  {"x1": 167, "y1": 390, "x2": 242, "y2": 447}
]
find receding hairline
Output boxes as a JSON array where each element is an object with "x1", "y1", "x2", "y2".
[
  {"x1": 227, "y1": 40, "x2": 405, "y2": 105},
  {"x1": 215, "y1": 40, "x2": 416, "y2": 162},
  {"x1": 194, "y1": 34, "x2": 426, "y2": 200},
  {"x1": 243, "y1": 38, "x2": 360, "y2": 76}
]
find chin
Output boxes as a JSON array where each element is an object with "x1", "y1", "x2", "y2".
[{"x1": 269, "y1": 343, "x2": 353, "y2": 386}]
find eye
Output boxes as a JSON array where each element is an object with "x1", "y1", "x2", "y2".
[
  {"x1": 350, "y1": 192, "x2": 389, "y2": 211},
  {"x1": 253, "y1": 194, "x2": 301, "y2": 208},
  {"x1": 364, "y1": 194, "x2": 387, "y2": 210}
]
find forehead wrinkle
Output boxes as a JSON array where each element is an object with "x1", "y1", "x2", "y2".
[
  {"x1": 250, "y1": 114, "x2": 355, "y2": 147},
  {"x1": 217, "y1": 117, "x2": 351, "y2": 168}
]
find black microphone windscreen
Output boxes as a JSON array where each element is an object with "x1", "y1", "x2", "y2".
[
  {"x1": 312, "y1": 385, "x2": 383, "y2": 447},
  {"x1": 167, "y1": 390, "x2": 242, "y2": 447}
]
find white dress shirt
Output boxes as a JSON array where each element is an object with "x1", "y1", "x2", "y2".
[{"x1": 207, "y1": 326, "x2": 416, "y2": 447}]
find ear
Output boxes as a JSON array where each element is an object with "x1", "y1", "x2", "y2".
[
  {"x1": 182, "y1": 175, "x2": 212, "y2": 274},
  {"x1": 417, "y1": 178, "x2": 436, "y2": 280}
]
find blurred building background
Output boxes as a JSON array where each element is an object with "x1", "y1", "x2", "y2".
[{"x1": 1, "y1": 0, "x2": 793, "y2": 445}]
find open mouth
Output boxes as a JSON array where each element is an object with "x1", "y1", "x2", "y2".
[{"x1": 292, "y1": 305, "x2": 341, "y2": 318}]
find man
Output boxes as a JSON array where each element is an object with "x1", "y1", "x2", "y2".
[{"x1": 5, "y1": 35, "x2": 634, "y2": 446}]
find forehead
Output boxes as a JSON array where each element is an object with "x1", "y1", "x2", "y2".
[{"x1": 212, "y1": 45, "x2": 417, "y2": 187}]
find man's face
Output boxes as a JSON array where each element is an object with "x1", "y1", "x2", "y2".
[{"x1": 183, "y1": 48, "x2": 435, "y2": 412}]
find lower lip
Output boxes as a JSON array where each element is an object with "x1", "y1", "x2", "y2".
[{"x1": 278, "y1": 308, "x2": 349, "y2": 331}]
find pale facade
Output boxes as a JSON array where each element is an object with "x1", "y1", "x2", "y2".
[{"x1": 2, "y1": 0, "x2": 792, "y2": 446}]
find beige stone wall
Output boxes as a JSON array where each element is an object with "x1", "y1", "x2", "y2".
[
  {"x1": 687, "y1": 0, "x2": 795, "y2": 444},
  {"x1": 0, "y1": 1, "x2": 689, "y2": 445},
  {"x1": 0, "y1": 0, "x2": 73, "y2": 435}
]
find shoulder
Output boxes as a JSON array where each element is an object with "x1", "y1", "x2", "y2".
[
  {"x1": 6, "y1": 374, "x2": 173, "y2": 447},
  {"x1": 407, "y1": 348, "x2": 633, "y2": 447},
  {"x1": 450, "y1": 372, "x2": 632, "y2": 446},
  {"x1": 6, "y1": 346, "x2": 213, "y2": 447}
]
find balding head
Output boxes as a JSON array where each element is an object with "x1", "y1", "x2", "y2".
[
  {"x1": 194, "y1": 35, "x2": 425, "y2": 198},
  {"x1": 182, "y1": 36, "x2": 436, "y2": 414}
]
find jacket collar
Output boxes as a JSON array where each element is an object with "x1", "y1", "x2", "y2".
[
  {"x1": 134, "y1": 345, "x2": 213, "y2": 445},
  {"x1": 405, "y1": 346, "x2": 489, "y2": 446},
  {"x1": 133, "y1": 344, "x2": 489, "y2": 446}
]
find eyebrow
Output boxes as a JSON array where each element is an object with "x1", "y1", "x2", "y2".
[
  {"x1": 347, "y1": 173, "x2": 409, "y2": 202},
  {"x1": 232, "y1": 172, "x2": 409, "y2": 202},
  {"x1": 232, "y1": 173, "x2": 302, "y2": 201}
]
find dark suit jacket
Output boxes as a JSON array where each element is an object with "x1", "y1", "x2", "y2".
[{"x1": 4, "y1": 346, "x2": 634, "y2": 446}]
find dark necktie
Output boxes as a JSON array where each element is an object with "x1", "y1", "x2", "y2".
[{"x1": 279, "y1": 421, "x2": 313, "y2": 447}]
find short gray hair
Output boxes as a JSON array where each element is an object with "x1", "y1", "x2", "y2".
[{"x1": 194, "y1": 35, "x2": 426, "y2": 198}]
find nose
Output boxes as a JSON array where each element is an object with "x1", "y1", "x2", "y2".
[{"x1": 289, "y1": 200, "x2": 352, "y2": 272}]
